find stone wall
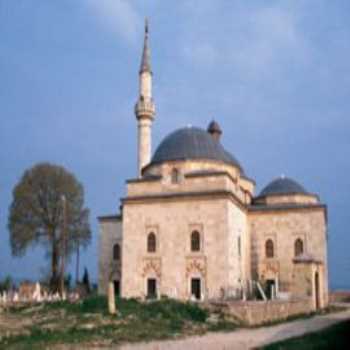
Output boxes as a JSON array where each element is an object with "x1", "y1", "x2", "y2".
[
  {"x1": 98, "y1": 217, "x2": 122, "y2": 295},
  {"x1": 227, "y1": 200, "x2": 249, "y2": 289},
  {"x1": 210, "y1": 298, "x2": 314, "y2": 326},
  {"x1": 140, "y1": 159, "x2": 255, "y2": 202},
  {"x1": 329, "y1": 291, "x2": 350, "y2": 303},
  {"x1": 248, "y1": 208, "x2": 328, "y2": 305},
  {"x1": 255, "y1": 194, "x2": 319, "y2": 205},
  {"x1": 121, "y1": 195, "x2": 245, "y2": 300}
]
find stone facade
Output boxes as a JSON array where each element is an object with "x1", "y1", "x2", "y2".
[
  {"x1": 249, "y1": 207, "x2": 328, "y2": 308},
  {"x1": 120, "y1": 197, "x2": 244, "y2": 300},
  {"x1": 97, "y1": 22, "x2": 329, "y2": 311},
  {"x1": 98, "y1": 160, "x2": 328, "y2": 310},
  {"x1": 98, "y1": 216, "x2": 122, "y2": 295}
]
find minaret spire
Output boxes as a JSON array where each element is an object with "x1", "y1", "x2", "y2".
[
  {"x1": 140, "y1": 18, "x2": 152, "y2": 74},
  {"x1": 135, "y1": 18, "x2": 156, "y2": 177}
]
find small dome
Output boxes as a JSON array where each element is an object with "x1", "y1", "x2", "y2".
[
  {"x1": 207, "y1": 120, "x2": 222, "y2": 135},
  {"x1": 260, "y1": 177, "x2": 308, "y2": 197},
  {"x1": 151, "y1": 126, "x2": 243, "y2": 171}
]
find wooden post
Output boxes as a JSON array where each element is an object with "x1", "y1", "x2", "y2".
[
  {"x1": 60, "y1": 195, "x2": 67, "y2": 298},
  {"x1": 108, "y1": 281, "x2": 116, "y2": 315},
  {"x1": 76, "y1": 243, "x2": 80, "y2": 283}
]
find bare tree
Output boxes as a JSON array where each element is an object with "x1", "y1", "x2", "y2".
[{"x1": 8, "y1": 162, "x2": 91, "y2": 291}]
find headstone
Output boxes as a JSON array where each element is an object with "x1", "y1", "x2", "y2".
[
  {"x1": 36, "y1": 293, "x2": 42, "y2": 303},
  {"x1": 32, "y1": 282, "x2": 41, "y2": 301},
  {"x1": 108, "y1": 281, "x2": 116, "y2": 314}
]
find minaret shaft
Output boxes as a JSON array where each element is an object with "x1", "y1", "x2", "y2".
[
  {"x1": 139, "y1": 72, "x2": 152, "y2": 99},
  {"x1": 137, "y1": 118, "x2": 152, "y2": 174},
  {"x1": 135, "y1": 19, "x2": 155, "y2": 177}
]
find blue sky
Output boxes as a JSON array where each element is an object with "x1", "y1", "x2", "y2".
[{"x1": 0, "y1": 0, "x2": 349, "y2": 288}]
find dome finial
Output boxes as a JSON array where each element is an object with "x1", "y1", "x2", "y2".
[
  {"x1": 145, "y1": 17, "x2": 149, "y2": 35},
  {"x1": 207, "y1": 120, "x2": 222, "y2": 141}
]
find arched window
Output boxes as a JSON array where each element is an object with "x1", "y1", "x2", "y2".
[
  {"x1": 171, "y1": 168, "x2": 180, "y2": 184},
  {"x1": 147, "y1": 232, "x2": 156, "y2": 253},
  {"x1": 295, "y1": 238, "x2": 304, "y2": 257},
  {"x1": 113, "y1": 244, "x2": 120, "y2": 261},
  {"x1": 191, "y1": 231, "x2": 200, "y2": 252},
  {"x1": 265, "y1": 239, "x2": 274, "y2": 258}
]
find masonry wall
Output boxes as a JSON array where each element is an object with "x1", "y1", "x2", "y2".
[
  {"x1": 137, "y1": 159, "x2": 255, "y2": 204},
  {"x1": 248, "y1": 208, "x2": 328, "y2": 305},
  {"x1": 210, "y1": 298, "x2": 314, "y2": 326},
  {"x1": 227, "y1": 201, "x2": 248, "y2": 296},
  {"x1": 98, "y1": 218, "x2": 122, "y2": 295},
  {"x1": 121, "y1": 196, "x2": 244, "y2": 300}
]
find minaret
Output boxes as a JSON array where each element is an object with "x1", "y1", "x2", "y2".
[{"x1": 135, "y1": 19, "x2": 155, "y2": 177}]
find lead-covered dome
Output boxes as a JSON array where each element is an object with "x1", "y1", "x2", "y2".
[
  {"x1": 150, "y1": 127, "x2": 243, "y2": 172},
  {"x1": 259, "y1": 177, "x2": 308, "y2": 197}
]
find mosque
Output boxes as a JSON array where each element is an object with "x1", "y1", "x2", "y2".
[{"x1": 98, "y1": 22, "x2": 328, "y2": 309}]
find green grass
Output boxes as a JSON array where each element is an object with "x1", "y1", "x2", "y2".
[
  {"x1": 0, "y1": 296, "x2": 234, "y2": 349},
  {"x1": 41, "y1": 294, "x2": 110, "y2": 314},
  {"x1": 37, "y1": 295, "x2": 206, "y2": 318},
  {"x1": 39, "y1": 295, "x2": 208, "y2": 324},
  {"x1": 8, "y1": 296, "x2": 343, "y2": 349},
  {"x1": 260, "y1": 320, "x2": 350, "y2": 350}
]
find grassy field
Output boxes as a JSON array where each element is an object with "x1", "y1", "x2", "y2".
[
  {"x1": 261, "y1": 320, "x2": 350, "y2": 350},
  {"x1": 0, "y1": 297, "x2": 346, "y2": 349},
  {"x1": 0, "y1": 296, "x2": 237, "y2": 349}
]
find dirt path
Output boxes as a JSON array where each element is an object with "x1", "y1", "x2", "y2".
[{"x1": 119, "y1": 307, "x2": 350, "y2": 350}]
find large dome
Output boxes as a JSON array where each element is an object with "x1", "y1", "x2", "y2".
[
  {"x1": 150, "y1": 127, "x2": 243, "y2": 172},
  {"x1": 259, "y1": 177, "x2": 308, "y2": 197}
]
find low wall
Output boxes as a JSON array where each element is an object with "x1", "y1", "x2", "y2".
[
  {"x1": 329, "y1": 291, "x2": 350, "y2": 303},
  {"x1": 209, "y1": 298, "x2": 314, "y2": 326}
]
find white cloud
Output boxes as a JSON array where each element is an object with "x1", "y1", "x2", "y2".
[
  {"x1": 85, "y1": 0, "x2": 141, "y2": 45},
  {"x1": 238, "y1": 7, "x2": 308, "y2": 71},
  {"x1": 183, "y1": 42, "x2": 219, "y2": 67},
  {"x1": 179, "y1": 4, "x2": 310, "y2": 76}
]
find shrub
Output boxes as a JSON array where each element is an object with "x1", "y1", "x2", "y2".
[{"x1": 0, "y1": 275, "x2": 13, "y2": 292}]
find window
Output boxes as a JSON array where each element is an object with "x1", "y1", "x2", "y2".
[
  {"x1": 147, "y1": 278, "x2": 157, "y2": 299},
  {"x1": 295, "y1": 238, "x2": 304, "y2": 257},
  {"x1": 113, "y1": 280, "x2": 120, "y2": 297},
  {"x1": 265, "y1": 279, "x2": 276, "y2": 300},
  {"x1": 265, "y1": 239, "x2": 274, "y2": 258},
  {"x1": 113, "y1": 244, "x2": 120, "y2": 261},
  {"x1": 171, "y1": 168, "x2": 180, "y2": 184},
  {"x1": 191, "y1": 231, "x2": 201, "y2": 252},
  {"x1": 191, "y1": 278, "x2": 201, "y2": 300},
  {"x1": 147, "y1": 232, "x2": 156, "y2": 253}
]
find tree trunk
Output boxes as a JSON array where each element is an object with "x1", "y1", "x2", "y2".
[
  {"x1": 76, "y1": 244, "x2": 80, "y2": 283},
  {"x1": 51, "y1": 238, "x2": 59, "y2": 291}
]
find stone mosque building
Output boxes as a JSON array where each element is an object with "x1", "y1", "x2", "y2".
[{"x1": 98, "y1": 22, "x2": 329, "y2": 309}]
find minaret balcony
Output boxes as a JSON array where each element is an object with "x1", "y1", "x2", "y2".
[{"x1": 135, "y1": 99, "x2": 156, "y2": 118}]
